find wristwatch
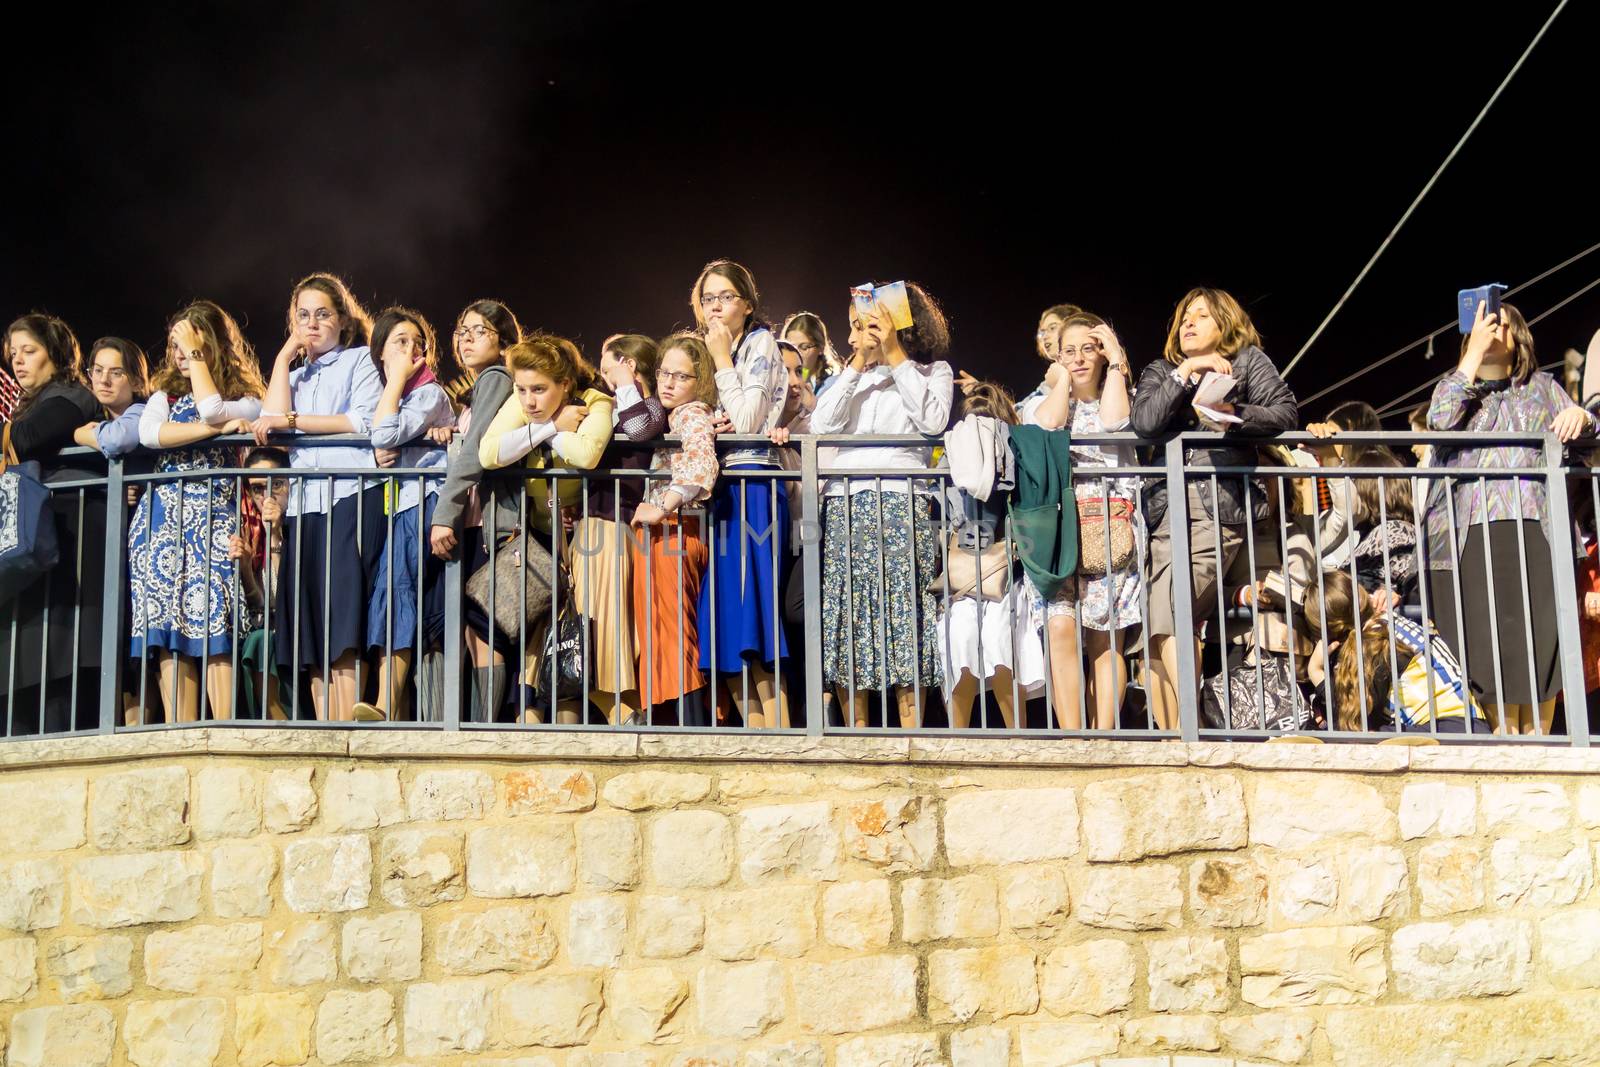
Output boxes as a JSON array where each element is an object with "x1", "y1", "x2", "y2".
[
  {"x1": 286, "y1": 411, "x2": 298, "y2": 431},
  {"x1": 1170, "y1": 367, "x2": 1195, "y2": 388}
]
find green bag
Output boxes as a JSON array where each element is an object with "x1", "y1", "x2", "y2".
[{"x1": 1006, "y1": 425, "x2": 1077, "y2": 601}]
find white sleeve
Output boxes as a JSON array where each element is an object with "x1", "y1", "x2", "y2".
[
  {"x1": 137, "y1": 392, "x2": 172, "y2": 449},
  {"x1": 495, "y1": 421, "x2": 559, "y2": 466},
  {"x1": 892, "y1": 360, "x2": 954, "y2": 434},
  {"x1": 810, "y1": 368, "x2": 863, "y2": 433},
  {"x1": 196, "y1": 394, "x2": 263, "y2": 423}
]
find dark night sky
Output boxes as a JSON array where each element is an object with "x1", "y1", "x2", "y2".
[{"x1": 4, "y1": 1, "x2": 1596, "y2": 421}]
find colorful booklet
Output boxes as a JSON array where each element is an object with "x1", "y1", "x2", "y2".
[{"x1": 851, "y1": 281, "x2": 914, "y2": 330}]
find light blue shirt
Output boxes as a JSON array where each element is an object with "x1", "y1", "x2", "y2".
[
  {"x1": 94, "y1": 401, "x2": 146, "y2": 457},
  {"x1": 285, "y1": 345, "x2": 381, "y2": 516},
  {"x1": 370, "y1": 381, "x2": 454, "y2": 513}
]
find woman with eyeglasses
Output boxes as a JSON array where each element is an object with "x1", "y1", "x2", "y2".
[
  {"x1": 251, "y1": 272, "x2": 380, "y2": 722},
  {"x1": 126, "y1": 301, "x2": 264, "y2": 724},
  {"x1": 73, "y1": 337, "x2": 150, "y2": 457},
  {"x1": 228, "y1": 446, "x2": 292, "y2": 719},
  {"x1": 1019, "y1": 313, "x2": 1141, "y2": 731},
  {"x1": 781, "y1": 310, "x2": 841, "y2": 398},
  {"x1": 812, "y1": 282, "x2": 954, "y2": 728},
  {"x1": 351, "y1": 307, "x2": 456, "y2": 723},
  {"x1": 693, "y1": 260, "x2": 791, "y2": 728},
  {"x1": 631, "y1": 334, "x2": 720, "y2": 723},
  {"x1": 431, "y1": 298, "x2": 521, "y2": 719}
]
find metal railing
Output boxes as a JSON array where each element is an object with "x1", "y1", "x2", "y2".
[{"x1": 0, "y1": 430, "x2": 1592, "y2": 746}]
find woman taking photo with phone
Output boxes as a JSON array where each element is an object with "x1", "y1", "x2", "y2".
[
  {"x1": 1132, "y1": 287, "x2": 1297, "y2": 730},
  {"x1": 1425, "y1": 300, "x2": 1594, "y2": 734}
]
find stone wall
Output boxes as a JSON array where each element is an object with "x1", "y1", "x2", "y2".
[{"x1": 1, "y1": 730, "x2": 1599, "y2": 1067}]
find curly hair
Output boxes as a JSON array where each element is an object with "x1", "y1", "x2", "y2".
[
  {"x1": 153, "y1": 300, "x2": 266, "y2": 400},
  {"x1": 1161, "y1": 287, "x2": 1261, "y2": 365},
  {"x1": 889, "y1": 281, "x2": 952, "y2": 362}
]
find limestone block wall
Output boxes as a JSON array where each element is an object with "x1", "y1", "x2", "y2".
[{"x1": 1, "y1": 730, "x2": 1599, "y2": 1067}]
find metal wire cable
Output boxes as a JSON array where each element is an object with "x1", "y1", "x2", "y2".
[
  {"x1": 1300, "y1": 238, "x2": 1600, "y2": 410},
  {"x1": 1282, "y1": 0, "x2": 1570, "y2": 379},
  {"x1": 1373, "y1": 271, "x2": 1600, "y2": 417}
]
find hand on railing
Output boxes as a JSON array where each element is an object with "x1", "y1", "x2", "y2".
[
  {"x1": 1552, "y1": 406, "x2": 1590, "y2": 443},
  {"x1": 425, "y1": 425, "x2": 454, "y2": 446},
  {"x1": 375, "y1": 448, "x2": 399, "y2": 469}
]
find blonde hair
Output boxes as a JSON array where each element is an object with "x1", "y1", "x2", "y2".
[
  {"x1": 1162, "y1": 287, "x2": 1261, "y2": 365},
  {"x1": 657, "y1": 332, "x2": 719, "y2": 408},
  {"x1": 690, "y1": 259, "x2": 760, "y2": 329}
]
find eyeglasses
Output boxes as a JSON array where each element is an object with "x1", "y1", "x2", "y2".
[
  {"x1": 1059, "y1": 343, "x2": 1102, "y2": 359},
  {"x1": 793, "y1": 341, "x2": 820, "y2": 355},
  {"x1": 294, "y1": 308, "x2": 337, "y2": 325},
  {"x1": 454, "y1": 324, "x2": 496, "y2": 342},
  {"x1": 389, "y1": 336, "x2": 428, "y2": 356},
  {"x1": 1036, "y1": 329, "x2": 1058, "y2": 341},
  {"x1": 657, "y1": 368, "x2": 698, "y2": 385},
  {"x1": 90, "y1": 366, "x2": 128, "y2": 380},
  {"x1": 699, "y1": 292, "x2": 742, "y2": 309}
]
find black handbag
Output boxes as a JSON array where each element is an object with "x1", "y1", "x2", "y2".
[{"x1": 532, "y1": 600, "x2": 591, "y2": 703}]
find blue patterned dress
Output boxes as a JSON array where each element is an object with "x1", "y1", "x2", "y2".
[{"x1": 129, "y1": 394, "x2": 240, "y2": 657}]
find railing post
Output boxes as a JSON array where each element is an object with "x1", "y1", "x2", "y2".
[
  {"x1": 442, "y1": 548, "x2": 463, "y2": 731},
  {"x1": 1543, "y1": 435, "x2": 1589, "y2": 747},
  {"x1": 97, "y1": 457, "x2": 127, "y2": 734},
  {"x1": 1164, "y1": 437, "x2": 1200, "y2": 742},
  {"x1": 800, "y1": 436, "x2": 825, "y2": 736}
]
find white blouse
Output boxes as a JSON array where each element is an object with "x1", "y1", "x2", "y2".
[
  {"x1": 810, "y1": 359, "x2": 953, "y2": 496},
  {"x1": 137, "y1": 390, "x2": 263, "y2": 449}
]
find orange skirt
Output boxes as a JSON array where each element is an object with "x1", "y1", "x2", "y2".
[{"x1": 630, "y1": 516, "x2": 708, "y2": 705}]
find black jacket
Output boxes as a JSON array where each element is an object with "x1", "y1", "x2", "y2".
[{"x1": 1132, "y1": 345, "x2": 1298, "y2": 527}]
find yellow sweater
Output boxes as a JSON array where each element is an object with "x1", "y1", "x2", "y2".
[{"x1": 478, "y1": 386, "x2": 615, "y2": 531}]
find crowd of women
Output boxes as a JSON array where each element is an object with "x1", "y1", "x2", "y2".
[{"x1": 3, "y1": 260, "x2": 1598, "y2": 739}]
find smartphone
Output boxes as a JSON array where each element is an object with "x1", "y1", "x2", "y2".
[{"x1": 1458, "y1": 284, "x2": 1507, "y2": 334}]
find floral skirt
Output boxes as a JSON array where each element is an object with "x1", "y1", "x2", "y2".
[{"x1": 821, "y1": 491, "x2": 942, "y2": 690}]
